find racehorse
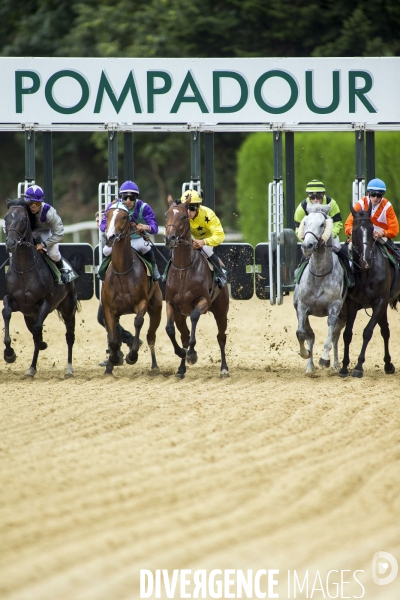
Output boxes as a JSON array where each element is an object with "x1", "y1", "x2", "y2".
[
  {"x1": 340, "y1": 203, "x2": 400, "y2": 378},
  {"x1": 101, "y1": 202, "x2": 162, "y2": 375},
  {"x1": 164, "y1": 198, "x2": 229, "y2": 379},
  {"x1": 2, "y1": 199, "x2": 79, "y2": 378},
  {"x1": 294, "y1": 204, "x2": 347, "y2": 374}
]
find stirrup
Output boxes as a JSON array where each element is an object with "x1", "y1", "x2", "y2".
[
  {"x1": 217, "y1": 276, "x2": 227, "y2": 288},
  {"x1": 152, "y1": 266, "x2": 161, "y2": 281},
  {"x1": 59, "y1": 269, "x2": 70, "y2": 284}
]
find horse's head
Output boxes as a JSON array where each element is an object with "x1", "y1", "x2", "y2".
[
  {"x1": 298, "y1": 204, "x2": 333, "y2": 258},
  {"x1": 104, "y1": 202, "x2": 130, "y2": 247},
  {"x1": 351, "y1": 203, "x2": 374, "y2": 269},
  {"x1": 164, "y1": 201, "x2": 191, "y2": 249},
  {"x1": 4, "y1": 199, "x2": 33, "y2": 253}
]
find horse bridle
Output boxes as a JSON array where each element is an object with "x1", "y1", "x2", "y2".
[
  {"x1": 106, "y1": 205, "x2": 131, "y2": 243},
  {"x1": 165, "y1": 209, "x2": 191, "y2": 248},
  {"x1": 104, "y1": 206, "x2": 135, "y2": 275},
  {"x1": 303, "y1": 214, "x2": 330, "y2": 248},
  {"x1": 351, "y1": 222, "x2": 377, "y2": 270},
  {"x1": 6, "y1": 209, "x2": 35, "y2": 248},
  {"x1": 303, "y1": 216, "x2": 334, "y2": 277},
  {"x1": 6, "y1": 209, "x2": 39, "y2": 273}
]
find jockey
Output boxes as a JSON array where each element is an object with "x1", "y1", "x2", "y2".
[
  {"x1": 294, "y1": 179, "x2": 354, "y2": 286},
  {"x1": 181, "y1": 189, "x2": 227, "y2": 288},
  {"x1": 100, "y1": 180, "x2": 161, "y2": 281},
  {"x1": 344, "y1": 178, "x2": 400, "y2": 258},
  {"x1": 24, "y1": 185, "x2": 69, "y2": 283}
]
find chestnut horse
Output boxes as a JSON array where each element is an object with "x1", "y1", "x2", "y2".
[
  {"x1": 2, "y1": 199, "x2": 79, "y2": 378},
  {"x1": 164, "y1": 199, "x2": 229, "y2": 379},
  {"x1": 101, "y1": 202, "x2": 162, "y2": 375}
]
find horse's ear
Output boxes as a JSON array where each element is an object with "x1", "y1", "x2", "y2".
[
  {"x1": 167, "y1": 194, "x2": 174, "y2": 207},
  {"x1": 350, "y1": 202, "x2": 357, "y2": 217},
  {"x1": 367, "y1": 200, "x2": 372, "y2": 216}
]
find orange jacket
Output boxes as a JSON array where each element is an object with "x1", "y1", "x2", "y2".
[{"x1": 344, "y1": 197, "x2": 399, "y2": 239}]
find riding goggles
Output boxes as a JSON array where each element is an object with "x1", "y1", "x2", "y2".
[
  {"x1": 369, "y1": 192, "x2": 383, "y2": 198},
  {"x1": 308, "y1": 193, "x2": 324, "y2": 200},
  {"x1": 121, "y1": 194, "x2": 137, "y2": 201},
  {"x1": 188, "y1": 204, "x2": 199, "y2": 211},
  {"x1": 29, "y1": 201, "x2": 42, "y2": 208}
]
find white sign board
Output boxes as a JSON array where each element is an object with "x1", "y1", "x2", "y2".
[{"x1": 1, "y1": 57, "x2": 399, "y2": 128}]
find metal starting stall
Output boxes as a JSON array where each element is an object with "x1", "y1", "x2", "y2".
[{"x1": 1, "y1": 57, "x2": 399, "y2": 302}]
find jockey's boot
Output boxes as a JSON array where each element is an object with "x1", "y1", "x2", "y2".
[
  {"x1": 208, "y1": 253, "x2": 227, "y2": 288},
  {"x1": 347, "y1": 265, "x2": 355, "y2": 288},
  {"x1": 384, "y1": 238, "x2": 400, "y2": 263},
  {"x1": 55, "y1": 259, "x2": 69, "y2": 284},
  {"x1": 336, "y1": 248, "x2": 355, "y2": 288},
  {"x1": 145, "y1": 248, "x2": 161, "y2": 281}
]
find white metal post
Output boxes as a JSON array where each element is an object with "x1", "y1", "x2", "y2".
[
  {"x1": 268, "y1": 181, "x2": 276, "y2": 305},
  {"x1": 276, "y1": 180, "x2": 284, "y2": 305}
]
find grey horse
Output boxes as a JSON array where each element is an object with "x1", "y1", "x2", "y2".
[{"x1": 294, "y1": 203, "x2": 347, "y2": 374}]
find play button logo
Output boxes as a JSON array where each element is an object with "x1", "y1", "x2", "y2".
[
  {"x1": 372, "y1": 552, "x2": 398, "y2": 585},
  {"x1": 378, "y1": 562, "x2": 389, "y2": 574}
]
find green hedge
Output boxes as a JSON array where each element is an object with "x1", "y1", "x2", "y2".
[{"x1": 236, "y1": 131, "x2": 400, "y2": 247}]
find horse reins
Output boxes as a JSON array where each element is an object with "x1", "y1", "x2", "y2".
[
  {"x1": 352, "y1": 238, "x2": 377, "y2": 271},
  {"x1": 165, "y1": 213, "x2": 198, "y2": 271},
  {"x1": 105, "y1": 210, "x2": 135, "y2": 276},
  {"x1": 165, "y1": 221, "x2": 191, "y2": 247},
  {"x1": 6, "y1": 210, "x2": 40, "y2": 273},
  {"x1": 304, "y1": 217, "x2": 334, "y2": 277}
]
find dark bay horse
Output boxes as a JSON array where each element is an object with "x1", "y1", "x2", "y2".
[
  {"x1": 340, "y1": 203, "x2": 400, "y2": 378},
  {"x1": 3, "y1": 199, "x2": 79, "y2": 378},
  {"x1": 164, "y1": 199, "x2": 229, "y2": 379},
  {"x1": 101, "y1": 202, "x2": 162, "y2": 375}
]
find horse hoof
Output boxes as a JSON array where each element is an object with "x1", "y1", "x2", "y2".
[
  {"x1": 186, "y1": 352, "x2": 198, "y2": 365},
  {"x1": 39, "y1": 342, "x2": 48, "y2": 350},
  {"x1": 126, "y1": 352, "x2": 138, "y2": 365},
  {"x1": 149, "y1": 366, "x2": 160, "y2": 375},
  {"x1": 351, "y1": 369, "x2": 363, "y2": 378},
  {"x1": 64, "y1": 365, "x2": 74, "y2": 378},
  {"x1": 104, "y1": 364, "x2": 113, "y2": 375},
  {"x1": 319, "y1": 358, "x2": 330, "y2": 368},
  {"x1": 298, "y1": 350, "x2": 310, "y2": 360},
  {"x1": 220, "y1": 369, "x2": 230, "y2": 378},
  {"x1": 339, "y1": 371, "x2": 349, "y2": 378},
  {"x1": 24, "y1": 367, "x2": 36, "y2": 378},
  {"x1": 175, "y1": 372, "x2": 185, "y2": 379},
  {"x1": 4, "y1": 349, "x2": 17, "y2": 363},
  {"x1": 384, "y1": 363, "x2": 395, "y2": 375}
]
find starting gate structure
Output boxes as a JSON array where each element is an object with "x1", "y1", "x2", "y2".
[{"x1": 1, "y1": 57, "x2": 399, "y2": 304}]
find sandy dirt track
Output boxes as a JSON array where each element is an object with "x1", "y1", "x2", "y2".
[{"x1": 0, "y1": 293, "x2": 399, "y2": 600}]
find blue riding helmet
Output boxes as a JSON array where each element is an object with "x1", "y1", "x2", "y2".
[
  {"x1": 24, "y1": 185, "x2": 45, "y2": 202},
  {"x1": 119, "y1": 180, "x2": 139, "y2": 196},
  {"x1": 366, "y1": 178, "x2": 386, "y2": 193}
]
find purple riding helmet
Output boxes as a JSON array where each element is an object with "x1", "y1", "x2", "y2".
[
  {"x1": 24, "y1": 185, "x2": 45, "y2": 202},
  {"x1": 119, "y1": 180, "x2": 139, "y2": 197}
]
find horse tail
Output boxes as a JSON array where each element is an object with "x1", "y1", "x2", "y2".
[{"x1": 56, "y1": 280, "x2": 81, "y2": 322}]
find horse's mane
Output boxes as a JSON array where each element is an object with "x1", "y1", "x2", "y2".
[
  {"x1": 6, "y1": 198, "x2": 36, "y2": 232},
  {"x1": 353, "y1": 209, "x2": 373, "y2": 224}
]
